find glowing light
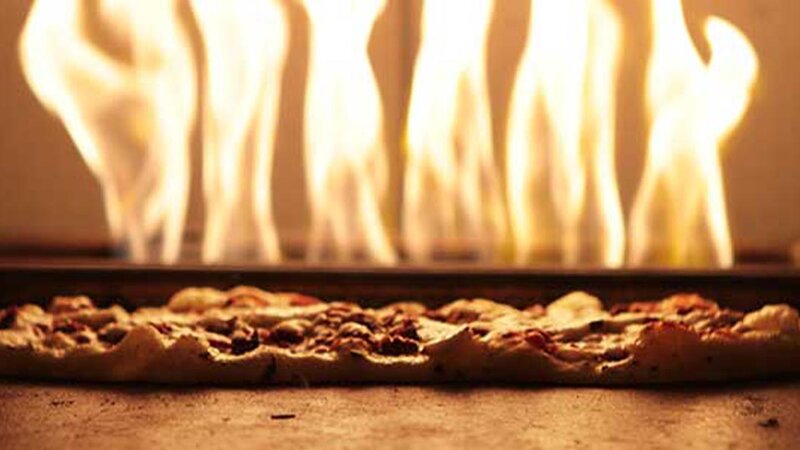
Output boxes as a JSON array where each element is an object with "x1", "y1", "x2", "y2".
[
  {"x1": 20, "y1": 0, "x2": 195, "y2": 262},
  {"x1": 403, "y1": 0, "x2": 506, "y2": 262},
  {"x1": 628, "y1": 0, "x2": 759, "y2": 267},
  {"x1": 193, "y1": 0, "x2": 289, "y2": 263},
  {"x1": 505, "y1": 0, "x2": 625, "y2": 266},
  {"x1": 301, "y1": 0, "x2": 396, "y2": 264}
]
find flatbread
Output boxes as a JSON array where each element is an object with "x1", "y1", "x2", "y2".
[{"x1": 1, "y1": 287, "x2": 798, "y2": 384}]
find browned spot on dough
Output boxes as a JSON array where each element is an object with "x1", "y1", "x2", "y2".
[{"x1": 758, "y1": 417, "x2": 780, "y2": 428}]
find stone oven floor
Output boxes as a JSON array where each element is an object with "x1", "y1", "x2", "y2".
[{"x1": 1, "y1": 380, "x2": 798, "y2": 449}]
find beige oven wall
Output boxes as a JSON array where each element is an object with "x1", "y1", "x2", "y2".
[{"x1": 0, "y1": 0, "x2": 798, "y2": 256}]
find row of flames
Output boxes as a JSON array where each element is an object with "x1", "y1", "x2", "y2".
[{"x1": 19, "y1": 0, "x2": 758, "y2": 267}]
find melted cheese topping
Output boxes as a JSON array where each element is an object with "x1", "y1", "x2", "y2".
[
  {"x1": 546, "y1": 292, "x2": 606, "y2": 324},
  {"x1": 742, "y1": 304, "x2": 800, "y2": 335}
]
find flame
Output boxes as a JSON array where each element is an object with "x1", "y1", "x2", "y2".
[
  {"x1": 628, "y1": 0, "x2": 759, "y2": 267},
  {"x1": 18, "y1": 0, "x2": 758, "y2": 268},
  {"x1": 301, "y1": 0, "x2": 396, "y2": 264},
  {"x1": 505, "y1": 0, "x2": 625, "y2": 266},
  {"x1": 403, "y1": 0, "x2": 506, "y2": 262},
  {"x1": 19, "y1": 0, "x2": 195, "y2": 262},
  {"x1": 193, "y1": 0, "x2": 289, "y2": 263}
]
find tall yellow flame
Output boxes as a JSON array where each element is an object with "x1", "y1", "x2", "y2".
[
  {"x1": 193, "y1": 0, "x2": 289, "y2": 263},
  {"x1": 19, "y1": 0, "x2": 195, "y2": 262},
  {"x1": 19, "y1": 0, "x2": 759, "y2": 268},
  {"x1": 628, "y1": 0, "x2": 759, "y2": 267},
  {"x1": 506, "y1": 0, "x2": 624, "y2": 266},
  {"x1": 301, "y1": 0, "x2": 396, "y2": 264},
  {"x1": 403, "y1": 0, "x2": 506, "y2": 262}
]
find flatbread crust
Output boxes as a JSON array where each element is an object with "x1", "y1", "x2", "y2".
[{"x1": 1, "y1": 287, "x2": 798, "y2": 385}]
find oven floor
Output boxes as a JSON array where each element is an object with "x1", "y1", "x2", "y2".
[{"x1": 0, "y1": 380, "x2": 798, "y2": 449}]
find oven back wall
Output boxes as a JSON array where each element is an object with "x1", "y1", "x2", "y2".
[{"x1": 0, "y1": 0, "x2": 798, "y2": 256}]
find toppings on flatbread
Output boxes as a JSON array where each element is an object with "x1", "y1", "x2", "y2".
[{"x1": 0, "y1": 288, "x2": 798, "y2": 385}]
